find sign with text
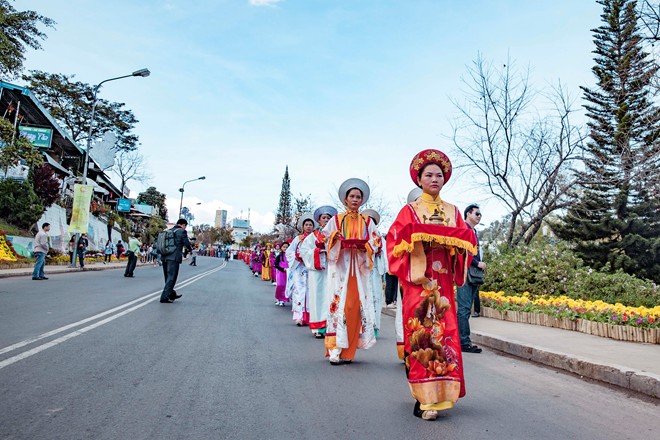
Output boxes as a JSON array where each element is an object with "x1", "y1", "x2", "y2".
[
  {"x1": 18, "y1": 126, "x2": 53, "y2": 149},
  {"x1": 117, "y1": 198, "x2": 132, "y2": 212}
]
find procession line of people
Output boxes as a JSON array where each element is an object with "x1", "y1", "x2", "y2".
[{"x1": 237, "y1": 149, "x2": 480, "y2": 422}]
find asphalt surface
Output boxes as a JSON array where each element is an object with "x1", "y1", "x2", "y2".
[{"x1": 1, "y1": 257, "x2": 658, "y2": 439}]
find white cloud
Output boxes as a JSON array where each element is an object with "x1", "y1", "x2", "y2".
[{"x1": 249, "y1": 0, "x2": 282, "y2": 7}]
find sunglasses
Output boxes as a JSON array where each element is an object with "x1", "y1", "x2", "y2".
[{"x1": 474, "y1": 212, "x2": 482, "y2": 216}]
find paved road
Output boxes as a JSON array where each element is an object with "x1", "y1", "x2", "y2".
[{"x1": 1, "y1": 257, "x2": 658, "y2": 439}]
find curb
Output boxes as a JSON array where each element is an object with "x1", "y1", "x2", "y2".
[
  {"x1": 472, "y1": 331, "x2": 660, "y2": 399},
  {"x1": 0, "y1": 264, "x2": 127, "y2": 279},
  {"x1": 382, "y1": 306, "x2": 659, "y2": 399}
]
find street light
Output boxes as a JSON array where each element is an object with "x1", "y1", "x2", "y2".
[
  {"x1": 178, "y1": 176, "x2": 206, "y2": 219},
  {"x1": 72, "y1": 68, "x2": 150, "y2": 268},
  {"x1": 82, "y1": 68, "x2": 151, "y2": 184}
]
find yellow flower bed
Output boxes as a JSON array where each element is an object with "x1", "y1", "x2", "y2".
[
  {"x1": 0, "y1": 233, "x2": 18, "y2": 262},
  {"x1": 480, "y1": 291, "x2": 660, "y2": 328}
]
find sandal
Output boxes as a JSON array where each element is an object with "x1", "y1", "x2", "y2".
[
  {"x1": 329, "y1": 349, "x2": 341, "y2": 364},
  {"x1": 413, "y1": 402, "x2": 438, "y2": 421}
]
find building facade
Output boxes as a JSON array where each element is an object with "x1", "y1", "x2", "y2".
[{"x1": 215, "y1": 209, "x2": 228, "y2": 228}]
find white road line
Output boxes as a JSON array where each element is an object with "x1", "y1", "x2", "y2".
[
  {"x1": 0, "y1": 297, "x2": 160, "y2": 370},
  {"x1": 0, "y1": 262, "x2": 225, "y2": 369}
]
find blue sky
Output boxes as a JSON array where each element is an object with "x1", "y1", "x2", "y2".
[{"x1": 17, "y1": 0, "x2": 602, "y2": 232}]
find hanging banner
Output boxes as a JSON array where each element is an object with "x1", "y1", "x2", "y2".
[{"x1": 68, "y1": 184, "x2": 94, "y2": 234}]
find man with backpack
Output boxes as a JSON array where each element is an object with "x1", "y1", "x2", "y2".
[{"x1": 159, "y1": 219, "x2": 192, "y2": 304}]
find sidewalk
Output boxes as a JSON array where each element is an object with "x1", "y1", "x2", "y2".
[
  {"x1": 0, "y1": 261, "x2": 137, "y2": 278},
  {"x1": 382, "y1": 307, "x2": 660, "y2": 399}
]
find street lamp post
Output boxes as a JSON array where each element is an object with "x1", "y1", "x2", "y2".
[
  {"x1": 178, "y1": 176, "x2": 206, "y2": 219},
  {"x1": 72, "y1": 68, "x2": 150, "y2": 268},
  {"x1": 82, "y1": 68, "x2": 150, "y2": 185}
]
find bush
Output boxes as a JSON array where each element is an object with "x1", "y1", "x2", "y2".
[
  {"x1": 484, "y1": 241, "x2": 583, "y2": 297},
  {"x1": 0, "y1": 179, "x2": 44, "y2": 230},
  {"x1": 571, "y1": 268, "x2": 658, "y2": 308},
  {"x1": 484, "y1": 241, "x2": 658, "y2": 308}
]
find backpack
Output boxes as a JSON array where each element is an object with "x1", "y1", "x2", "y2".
[{"x1": 156, "y1": 229, "x2": 177, "y2": 256}]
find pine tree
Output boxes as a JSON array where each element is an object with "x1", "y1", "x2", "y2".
[
  {"x1": 554, "y1": 0, "x2": 660, "y2": 282},
  {"x1": 275, "y1": 166, "x2": 292, "y2": 226}
]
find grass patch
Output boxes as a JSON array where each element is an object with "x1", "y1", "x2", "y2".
[{"x1": 0, "y1": 218, "x2": 32, "y2": 237}]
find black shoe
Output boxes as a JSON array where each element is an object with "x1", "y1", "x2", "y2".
[
  {"x1": 169, "y1": 293, "x2": 182, "y2": 300},
  {"x1": 160, "y1": 299, "x2": 174, "y2": 303},
  {"x1": 461, "y1": 344, "x2": 482, "y2": 353},
  {"x1": 413, "y1": 401, "x2": 422, "y2": 418},
  {"x1": 40, "y1": 277, "x2": 48, "y2": 280},
  {"x1": 32, "y1": 277, "x2": 41, "y2": 280}
]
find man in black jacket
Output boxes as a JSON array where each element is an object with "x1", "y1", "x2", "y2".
[
  {"x1": 160, "y1": 219, "x2": 192, "y2": 303},
  {"x1": 457, "y1": 204, "x2": 486, "y2": 353}
]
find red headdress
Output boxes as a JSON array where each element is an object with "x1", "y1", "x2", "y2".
[{"x1": 409, "y1": 149, "x2": 452, "y2": 186}]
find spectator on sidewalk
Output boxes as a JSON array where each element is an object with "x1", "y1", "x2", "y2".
[
  {"x1": 189, "y1": 245, "x2": 198, "y2": 266},
  {"x1": 76, "y1": 234, "x2": 89, "y2": 269},
  {"x1": 150, "y1": 243, "x2": 161, "y2": 267},
  {"x1": 67, "y1": 236, "x2": 76, "y2": 265},
  {"x1": 32, "y1": 223, "x2": 50, "y2": 280},
  {"x1": 160, "y1": 219, "x2": 192, "y2": 303},
  {"x1": 116, "y1": 240, "x2": 124, "y2": 261},
  {"x1": 139, "y1": 244, "x2": 148, "y2": 264},
  {"x1": 457, "y1": 203, "x2": 485, "y2": 354},
  {"x1": 103, "y1": 239, "x2": 114, "y2": 264},
  {"x1": 124, "y1": 236, "x2": 141, "y2": 277}
]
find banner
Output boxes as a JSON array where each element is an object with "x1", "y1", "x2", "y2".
[{"x1": 68, "y1": 184, "x2": 94, "y2": 234}]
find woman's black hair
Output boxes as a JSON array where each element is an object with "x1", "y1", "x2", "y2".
[
  {"x1": 303, "y1": 219, "x2": 314, "y2": 227},
  {"x1": 417, "y1": 162, "x2": 445, "y2": 179},
  {"x1": 345, "y1": 187, "x2": 363, "y2": 199}
]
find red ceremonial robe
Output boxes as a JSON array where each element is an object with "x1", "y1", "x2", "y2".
[{"x1": 386, "y1": 194, "x2": 477, "y2": 411}]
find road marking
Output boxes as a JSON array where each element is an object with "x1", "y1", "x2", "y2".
[{"x1": 0, "y1": 262, "x2": 226, "y2": 370}]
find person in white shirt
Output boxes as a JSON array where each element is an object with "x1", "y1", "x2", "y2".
[{"x1": 32, "y1": 223, "x2": 50, "y2": 280}]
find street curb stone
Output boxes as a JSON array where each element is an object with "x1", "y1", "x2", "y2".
[
  {"x1": 0, "y1": 264, "x2": 126, "y2": 278},
  {"x1": 382, "y1": 307, "x2": 659, "y2": 399},
  {"x1": 472, "y1": 331, "x2": 660, "y2": 399}
]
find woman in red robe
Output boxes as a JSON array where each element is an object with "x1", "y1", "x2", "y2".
[{"x1": 386, "y1": 149, "x2": 477, "y2": 421}]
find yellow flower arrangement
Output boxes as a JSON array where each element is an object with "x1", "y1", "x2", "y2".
[{"x1": 480, "y1": 291, "x2": 660, "y2": 328}]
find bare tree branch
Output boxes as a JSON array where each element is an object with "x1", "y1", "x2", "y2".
[
  {"x1": 112, "y1": 149, "x2": 151, "y2": 196},
  {"x1": 450, "y1": 55, "x2": 585, "y2": 247}
]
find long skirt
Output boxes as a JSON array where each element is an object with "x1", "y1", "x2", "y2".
[
  {"x1": 262, "y1": 265, "x2": 271, "y2": 281},
  {"x1": 275, "y1": 269, "x2": 289, "y2": 302}
]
